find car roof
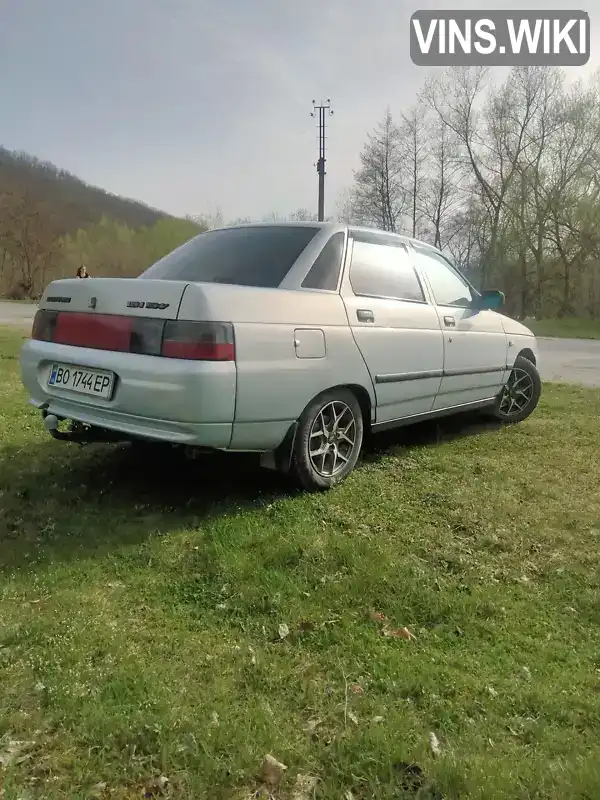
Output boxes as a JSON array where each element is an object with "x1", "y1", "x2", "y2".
[
  {"x1": 210, "y1": 221, "x2": 334, "y2": 231},
  {"x1": 347, "y1": 225, "x2": 442, "y2": 253},
  {"x1": 208, "y1": 221, "x2": 443, "y2": 254}
]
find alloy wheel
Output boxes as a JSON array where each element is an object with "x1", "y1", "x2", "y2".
[
  {"x1": 499, "y1": 367, "x2": 535, "y2": 417},
  {"x1": 308, "y1": 400, "x2": 357, "y2": 477}
]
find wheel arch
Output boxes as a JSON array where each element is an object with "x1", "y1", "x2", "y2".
[
  {"x1": 517, "y1": 347, "x2": 536, "y2": 365},
  {"x1": 311, "y1": 382, "x2": 373, "y2": 429},
  {"x1": 292, "y1": 382, "x2": 373, "y2": 428},
  {"x1": 340, "y1": 382, "x2": 373, "y2": 429},
  {"x1": 272, "y1": 381, "x2": 373, "y2": 472}
]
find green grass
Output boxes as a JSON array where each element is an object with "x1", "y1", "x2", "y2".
[
  {"x1": 524, "y1": 317, "x2": 600, "y2": 340},
  {"x1": 1, "y1": 328, "x2": 600, "y2": 799}
]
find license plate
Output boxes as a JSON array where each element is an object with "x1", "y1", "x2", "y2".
[{"x1": 47, "y1": 363, "x2": 115, "y2": 399}]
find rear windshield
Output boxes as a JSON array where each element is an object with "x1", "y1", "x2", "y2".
[{"x1": 139, "y1": 225, "x2": 320, "y2": 287}]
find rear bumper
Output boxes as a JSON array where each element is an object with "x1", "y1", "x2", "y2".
[
  {"x1": 30, "y1": 396, "x2": 232, "y2": 447},
  {"x1": 20, "y1": 339, "x2": 236, "y2": 449}
]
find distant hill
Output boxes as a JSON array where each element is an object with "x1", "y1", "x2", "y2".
[{"x1": 0, "y1": 146, "x2": 171, "y2": 233}]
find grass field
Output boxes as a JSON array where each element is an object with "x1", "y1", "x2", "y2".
[
  {"x1": 1, "y1": 328, "x2": 599, "y2": 799},
  {"x1": 525, "y1": 317, "x2": 600, "y2": 340}
]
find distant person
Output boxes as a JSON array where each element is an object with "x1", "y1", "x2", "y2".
[{"x1": 76, "y1": 265, "x2": 90, "y2": 279}]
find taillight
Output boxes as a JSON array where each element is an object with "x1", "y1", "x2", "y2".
[
  {"x1": 54, "y1": 312, "x2": 131, "y2": 351},
  {"x1": 32, "y1": 310, "x2": 58, "y2": 341},
  {"x1": 161, "y1": 321, "x2": 235, "y2": 360},
  {"x1": 31, "y1": 311, "x2": 235, "y2": 361},
  {"x1": 130, "y1": 318, "x2": 165, "y2": 356}
]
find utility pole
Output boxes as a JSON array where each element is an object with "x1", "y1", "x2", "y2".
[{"x1": 311, "y1": 99, "x2": 333, "y2": 222}]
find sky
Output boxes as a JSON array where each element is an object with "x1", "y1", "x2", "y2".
[{"x1": 0, "y1": 0, "x2": 598, "y2": 222}]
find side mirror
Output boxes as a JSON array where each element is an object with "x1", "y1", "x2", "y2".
[{"x1": 476, "y1": 289, "x2": 505, "y2": 311}]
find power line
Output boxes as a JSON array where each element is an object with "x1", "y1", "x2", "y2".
[{"x1": 311, "y1": 99, "x2": 333, "y2": 222}]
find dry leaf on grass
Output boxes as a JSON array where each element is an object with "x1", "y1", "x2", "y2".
[
  {"x1": 350, "y1": 684, "x2": 364, "y2": 695},
  {"x1": 278, "y1": 623, "x2": 290, "y2": 640},
  {"x1": 0, "y1": 739, "x2": 35, "y2": 767},
  {"x1": 383, "y1": 626, "x2": 415, "y2": 641},
  {"x1": 369, "y1": 610, "x2": 415, "y2": 641},
  {"x1": 259, "y1": 754, "x2": 287, "y2": 788},
  {"x1": 291, "y1": 774, "x2": 319, "y2": 799},
  {"x1": 143, "y1": 775, "x2": 170, "y2": 797},
  {"x1": 429, "y1": 732, "x2": 442, "y2": 758}
]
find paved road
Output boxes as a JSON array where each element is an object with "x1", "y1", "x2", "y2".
[
  {"x1": 0, "y1": 300, "x2": 36, "y2": 327},
  {"x1": 1, "y1": 301, "x2": 599, "y2": 387},
  {"x1": 536, "y1": 337, "x2": 600, "y2": 388}
]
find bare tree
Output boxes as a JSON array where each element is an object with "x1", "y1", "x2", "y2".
[
  {"x1": 191, "y1": 207, "x2": 223, "y2": 230},
  {"x1": 494, "y1": 68, "x2": 564, "y2": 315},
  {"x1": 543, "y1": 78, "x2": 600, "y2": 314},
  {"x1": 399, "y1": 104, "x2": 428, "y2": 238},
  {"x1": 288, "y1": 208, "x2": 318, "y2": 222},
  {"x1": 424, "y1": 66, "x2": 549, "y2": 287},
  {"x1": 350, "y1": 109, "x2": 407, "y2": 232},
  {"x1": 0, "y1": 190, "x2": 60, "y2": 297},
  {"x1": 420, "y1": 112, "x2": 463, "y2": 249}
]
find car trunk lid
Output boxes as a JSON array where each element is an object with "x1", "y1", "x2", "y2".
[
  {"x1": 33, "y1": 278, "x2": 236, "y2": 361},
  {"x1": 40, "y1": 277, "x2": 188, "y2": 319}
]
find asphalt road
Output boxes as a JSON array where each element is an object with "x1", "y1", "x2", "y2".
[
  {"x1": 0, "y1": 300, "x2": 37, "y2": 327},
  {"x1": 536, "y1": 337, "x2": 600, "y2": 388},
  {"x1": 1, "y1": 301, "x2": 599, "y2": 387}
]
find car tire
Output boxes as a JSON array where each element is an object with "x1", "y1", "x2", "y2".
[
  {"x1": 290, "y1": 388, "x2": 364, "y2": 491},
  {"x1": 489, "y1": 354, "x2": 541, "y2": 423}
]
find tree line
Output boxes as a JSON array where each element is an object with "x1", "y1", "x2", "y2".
[
  {"x1": 0, "y1": 195, "x2": 203, "y2": 299},
  {"x1": 0, "y1": 147, "x2": 191, "y2": 299},
  {"x1": 340, "y1": 66, "x2": 600, "y2": 320},
  {"x1": 4, "y1": 65, "x2": 599, "y2": 320},
  {"x1": 0, "y1": 190, "x2": 319, "y2": 300},
  {"x1": 0, "y1": 148, "x2": 168, "y2": 231}
]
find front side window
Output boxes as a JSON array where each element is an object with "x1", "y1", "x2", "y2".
[
  {"x1": 349, "y1": 239, "x2": 425, "y2": 302},
  {"x1": 140, "y1": 225, "x2": 320, "y2": 287},
  {"x1": 412, "y1": 247, "x2": 474, "y2": 307},
  {"x1": 302, "y1": 232, "x2": 345, "y2": 291}
]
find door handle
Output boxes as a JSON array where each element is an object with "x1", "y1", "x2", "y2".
[
  {"x1": 357, "y1": 309, "x2": 374, "y2": 323},
  {"x1": 443, "y1": 316, "x2": 455, "y2": 327}
]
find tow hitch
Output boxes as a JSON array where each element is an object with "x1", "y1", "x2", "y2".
[{"x1": 41, "y1": 409, "x2": 126, "y2": 444}]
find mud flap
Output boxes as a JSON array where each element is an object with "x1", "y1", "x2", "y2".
[{"x1": 259, "y1": 421, "x2": 298, "y2": 474}]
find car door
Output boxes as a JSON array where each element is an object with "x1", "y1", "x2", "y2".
[
  {"x1": 410, "y1": 243, "x2": 508, "y2": 410},
  {"x1": 340, "y1": 231, "x2": 444, "y2": 423}
]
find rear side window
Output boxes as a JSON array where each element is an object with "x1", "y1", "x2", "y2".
[
  {"x1": 349, "y1": 239, "x2": 425, "y2": 302},
  {"x1": 140, "y1": 225, "x2": 320, "y2": 287},
  {"x1": 301, "y1": 232, "x2": 345, "y2": 291}
]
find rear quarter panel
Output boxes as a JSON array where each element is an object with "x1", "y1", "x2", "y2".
[{"x1": 178, "y1": 284, "x2": 375, "y2": 450}]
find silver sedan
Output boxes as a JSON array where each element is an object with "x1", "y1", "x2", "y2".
[{"x1": 20, "y1": 222, "x2": 541, "y2": 490}]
